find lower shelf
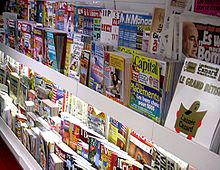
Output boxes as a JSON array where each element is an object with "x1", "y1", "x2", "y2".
[{"x1": 0, "y1": 117, "x2": 42, "y2": 170}]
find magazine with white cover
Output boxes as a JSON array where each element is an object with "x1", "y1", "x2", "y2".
[
  {"x1": 100, "y1": 9, "x2": 121, "y2": 47},
  {"x1": 165, "y1": 57, "x2": 220, "y2": 150},
  {"x1": 163, "y1": 0, "x2": 192, "y2": 31},
  {"x1": 159, "y1": 0, "x2": 191, "y2": 57},
  {"x1": 152, "y1": 144, "x2": 188, "y2": 170},
  {"x1": 179, "y1": 12, "x2": 220, "y2": 64},
  {"x1": 160, "y1": 14, "x2": 177, "y2": 59},
  {"x1": 158, "y1": 30, "x2": 169, "y2": 57}
]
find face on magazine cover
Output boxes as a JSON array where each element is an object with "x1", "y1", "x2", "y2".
[{"x1": 183, "y1": 22, "x2": 199, "y2": 58}]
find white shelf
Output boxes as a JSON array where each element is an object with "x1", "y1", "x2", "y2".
[
  {"x1": 0, "y1": 44, "x2": 154, "y2": 141},
  {"x1": 1, "y1": 44, "x2": 220, "y2": 170},
  {"x1": 0, "y1": 117, "x2": 42, "y2": 170},
  {"x1": 0, "y1": 45, "x2": 78, "y2": 96}
]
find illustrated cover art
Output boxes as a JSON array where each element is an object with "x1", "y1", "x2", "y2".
[
  {"x1": 104, "y1": 51, "x2": 132, "y2": 105},
  {"x1": 128, "y1": 54, "x2": 161, "y2": 123},
  {"x1": 17, "y1": 20, "x2": 35, "y2": 58},
  {"x1": 128, "y1": 130, "x2": 153, "y2": 165},
  {"x1": 33, "y1": 26, "x2": 45, "y2": 63},
  {"x1": 100, "y1": 9, "x2": 121, "y2": 47},
  {"x1": 87, "y1": 104, "x2": 107, "y2": 137},
  {"x1": 118, "y1": 12, "x2": 152, "y2": 51},
  {"x1": 100, "y1": 143, "x2": 113, "y2": 170},
  {"x1": 179, "y1": 12, "x2": 220, "y2": 65},
  {"x1": 165, "y1": 57, "x2": 220, "y2": 149}
]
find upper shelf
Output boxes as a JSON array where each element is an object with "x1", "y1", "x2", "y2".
[{"x1": 0, "y1": 44, "x2": 220, "y2": 170}]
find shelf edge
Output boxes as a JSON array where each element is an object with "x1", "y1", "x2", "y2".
[
  {"x1": 0, "y1": 44, "x2": 78, "y2": 96},
  {"x1": 0, "y1": 117, "x2": 42, "y2": 170}
]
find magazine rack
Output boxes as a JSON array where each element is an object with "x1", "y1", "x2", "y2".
[
  {"x1": 1, "y1": 43, "x2": 220, "y2": 170},
  {"x1": 0, "y1": 0, "x2": 220, "y2": 169}
]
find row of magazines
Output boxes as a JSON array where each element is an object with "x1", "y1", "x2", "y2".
[
  {"x1": 0, "y1": 0, "x2": 219, "y2": 165},
  {"x1": 0, "y1": 55, "x2": 197, "y2": 170}
]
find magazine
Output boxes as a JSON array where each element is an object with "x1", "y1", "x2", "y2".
[
  {"x1": 151, "y1": 144, "x2": 188, "y2": 170},
  {"x1": 79, "y1": 50, "x2": 91, "y2": 86},
  {"x1": 17, "y1": 20, "x2": 35, "y2": 58},
  {"x1": 100, "y1": 9, "x2": 121, "y2": 47},
  {"x1": 74, "y1": 6, "x2": 102, "y2": 41},
  {"x1": 128, "y1": 53, "x2": 161, "y2": 123},
  {"x1": 45, "y1": 29, "x2": 67, "y2": 73},
  {"x1": 104, "y1": 51, "x2": 132, "y2": 105},
  {"x1": 165, "y1": 57, "x2": 220, "y2": 150},
  {"x1": 179, "y1": 12, "x2": 220, "y2": 65},
  {"x1": 3, "y1": 12, "x2": 18, "y2": 49},
  {"x1": 89, "y1": 41, "x2": 105, "y2": 94},
  {"x1": 163, "y1": 0, "x2": 192, "y2": 31},
  {"x1": 193, "y1": 0, "x2": 220, "y2": 17},
  {"x1": 159, "y1": 0, "x2": 191, "y2": 57},
  {"x1": 87, "y1": 104, "x2": 108, "y2": 137},
  {"x1": 118, "y1": 12, "x2": 152, "y2": 51},
  {"x1": 108, "y1": 117, "x2": 129, "y2": 151},
  {"x1": 148, "y1": 8, "x2": 165, "y2": 54},
  {"x1": 33, "y1": 26, "x2": 45, "y2": 63},
  {"x1": 128, "y1": 130, "x2": 153, "y2": 165}
]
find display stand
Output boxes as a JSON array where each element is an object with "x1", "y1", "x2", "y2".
[{"x1": 0, "y1": 42, "x2": 220, "y2": 170}]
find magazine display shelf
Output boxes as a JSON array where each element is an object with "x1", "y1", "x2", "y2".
[
  {"x1": 0, "y1": 44, "x2": 220, "y2": 170},
  {"x1": 0, "y1": 117, "x2": 42, "y2": 170}
]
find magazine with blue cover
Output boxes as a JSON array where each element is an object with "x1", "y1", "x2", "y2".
[
  {"x1": 118, "y1": 12, "x2": 152, "y2": 52},
  {"x1": 89, "y1": 41, "x2": 105, "y2": 94}
]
